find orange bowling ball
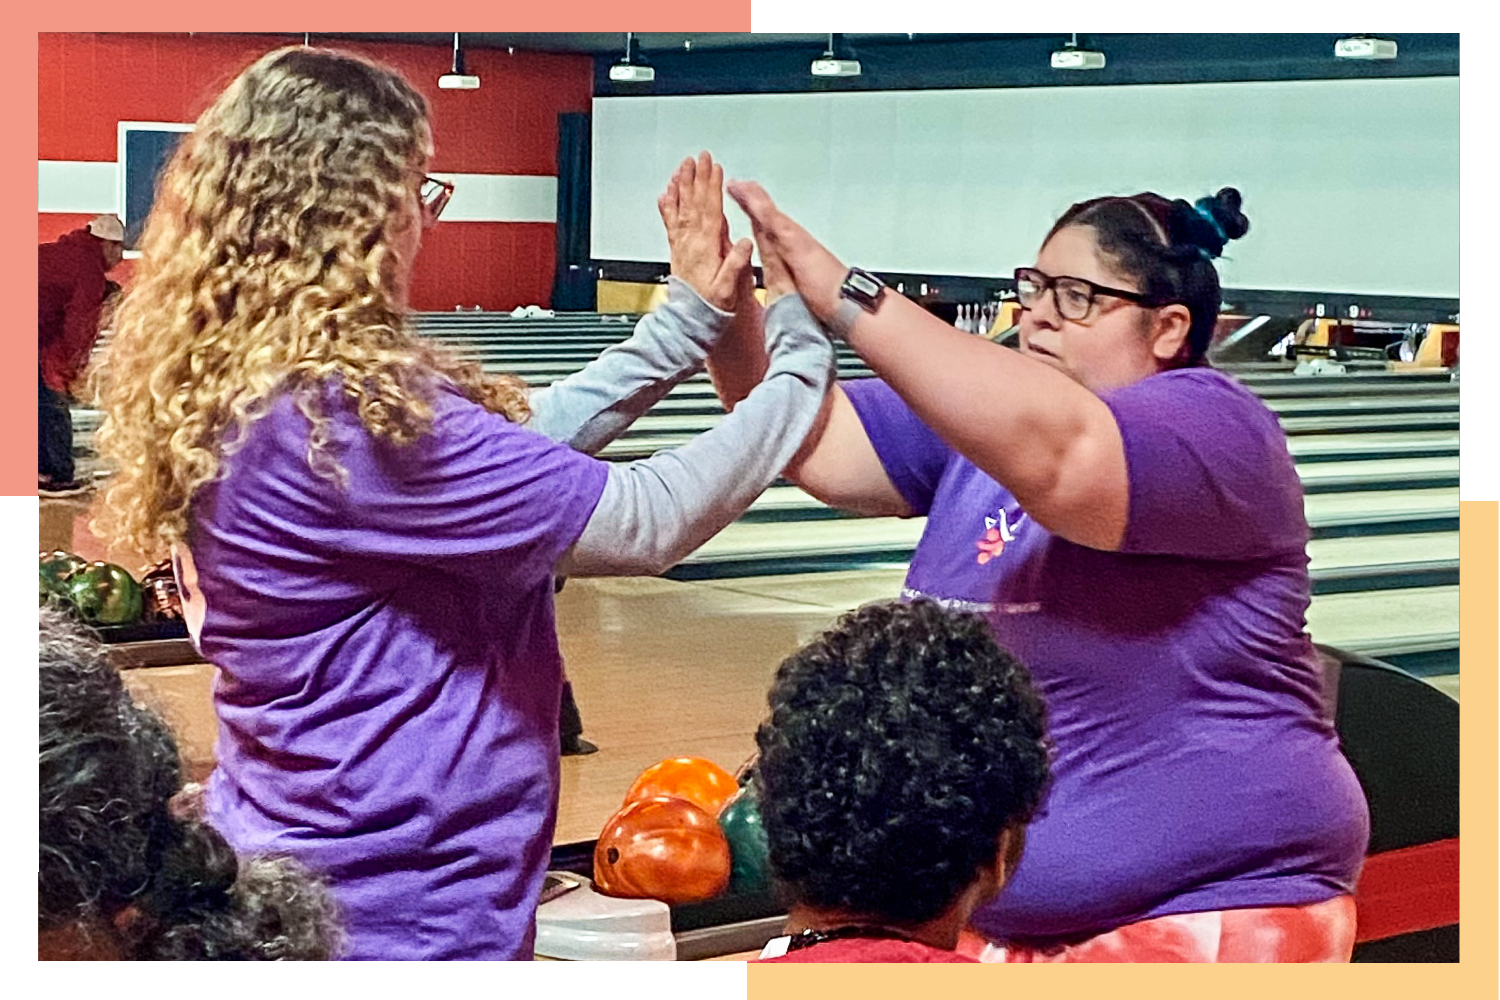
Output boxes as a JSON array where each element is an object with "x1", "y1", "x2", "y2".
[
  {"x1": 593, "y1": 796, "x2": 732, "y2": 905},
  {"x1": 624, "y1": 756, "x2": 738, "y2": 816}
]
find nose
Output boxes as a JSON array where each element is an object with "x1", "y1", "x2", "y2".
[{"x1": 1021, "y1": 286, "x2": 1062, "y2": 332}]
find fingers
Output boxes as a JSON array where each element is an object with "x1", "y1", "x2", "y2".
[
  {"x1": 712, "y1": 237, "x2": 755, "y2": 305},
  {"x1": 658, "y1": 175, "x2": 681, "y2": 229},
  {"x1": 727, "y1": 180, "x2": 795, "y2": 259},
  {"x1": 723, "y1": 237, "x2": 753, "y2": 274},
  {"x1": 690, "y1": 152, "x2": 723, "y2": 216},
  {"x1": 706, "y1": 154, "x2": 723, "y2": 202},
  {"x1": 726, "y1": 180, "x2": 772, "y2": 224}
]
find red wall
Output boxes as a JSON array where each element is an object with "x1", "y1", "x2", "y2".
[{"x1": 38, "y1": 32, "x2": 594, "y2": 310}]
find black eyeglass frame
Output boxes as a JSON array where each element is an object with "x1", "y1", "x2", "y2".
[
  {"x1": 421, "y1": 175, "x2": 456, "y2": 226},
  {"x1": 1013, "y1": 266, "x2": 1162, "y2": 321}
]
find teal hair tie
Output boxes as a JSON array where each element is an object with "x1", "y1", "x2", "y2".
[{"x1": 1192, "y1": 197, "x2": 1228, "y2": 250}]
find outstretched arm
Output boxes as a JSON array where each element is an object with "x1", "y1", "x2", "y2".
[
  {"x1": 527, "y1": 152, "x2": 754, "y2": 455},
  {"x1": 559, "y1": 293, "x2": 836, "y2": 577},
  {"x1": 727, "y1": 180, "x2": 1127, "y2": 550}
]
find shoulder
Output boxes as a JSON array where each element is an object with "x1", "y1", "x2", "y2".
[
  {"x1": 1105, "y1": 366, "x2": 1280, "y2": 437},
  {"x1": 1111, "y1": 365, "x2": 1261, "y2": 405}
]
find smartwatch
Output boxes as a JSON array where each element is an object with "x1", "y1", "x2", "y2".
[{"x1": 840, "y1": 267, "x2": 887, "y2": 313}]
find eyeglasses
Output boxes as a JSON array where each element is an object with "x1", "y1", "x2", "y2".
[
  {"x1": 421, "y1": 175, "x2": 455, "y2": 227},
  {"x1": 1013, "y1": 267, "x2": 1155, "y2": 322}
]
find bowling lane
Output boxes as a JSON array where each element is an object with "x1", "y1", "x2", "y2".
[
  {"x1": 1305, "y1": 586, "x2": 1458, "y2": 655},
  {"x1": 1279, "y1": 412, "x2": 1455, "y2": 433},
  {"x1": 1298, "y1": 456, "x2": 1457, "y2": 484},
  {"x1": 1270, "y1": 394, "x2": 1456, "y2": 415},
  {"x1": 1287, "y1": 431, "x2": 1457, "y2": 459},
  {"x1": 1302, "y1": 488, "x2": 1457, "y2": 520},
  {"x1": 698, "y1": 567, "x2": 912, "y2": 612},
  {"x1": 675, "y1": 517, "x2": 925, "y2": 568},
  {"x1": 1307, "y1": 532, "x2": 1458, "y2": 571},
  {"x1": 553, "y1": 576, "x2": 841, "y2": 844}
]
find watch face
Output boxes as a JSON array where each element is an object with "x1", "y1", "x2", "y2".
[{"x1": 848, "y1": 273, "x2": 880, "y2": 296}]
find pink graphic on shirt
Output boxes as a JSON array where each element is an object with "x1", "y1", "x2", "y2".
[
  {"x1": 976, "y1": 506, "x2": 1024, "y2": 565},
  {"x1": 976, "y1": 529, "x2": 1006, "y2": 564}
]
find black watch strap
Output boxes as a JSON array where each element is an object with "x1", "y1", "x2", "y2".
[{"x1": 840, "y1": 267, "x2": 886, "y2": 313}]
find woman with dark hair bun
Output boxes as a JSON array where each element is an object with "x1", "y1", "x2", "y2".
[
  {"x1": 705, "y1": 170, "x2": 1369, "y2": 961},
  {"x1": 38, "y1": 608, "x2": 340, "y2": 960}
]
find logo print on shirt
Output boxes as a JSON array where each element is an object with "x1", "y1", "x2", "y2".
[{"x1": 976, "y1": 506, "x2": 1025, "y2": 565}]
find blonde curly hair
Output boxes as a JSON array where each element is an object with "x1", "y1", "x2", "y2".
[{"x1": 92, "y1": 46, "x2": 530, "y2": 560}]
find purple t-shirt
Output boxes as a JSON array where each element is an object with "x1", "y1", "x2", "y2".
[
  {"x1": 844, "y1": 368, "x2": 1369, "y2": 943},
  {"x1": 190, "y1": 383, "x2": 608, "y2": 960}
]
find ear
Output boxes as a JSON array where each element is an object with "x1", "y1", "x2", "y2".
[
  {"x1": 1148, "y1": 303, "x2": 1193, "y2": 364},
  {"x1": 991, "y1": 826, "x2": 1027, "y2": 890}
]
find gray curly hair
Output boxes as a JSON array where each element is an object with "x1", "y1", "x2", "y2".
[{"x1": 39, "y1": 607, "x2": 342, "y2": 960}]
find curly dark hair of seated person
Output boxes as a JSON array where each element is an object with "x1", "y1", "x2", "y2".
[
  {"x1": 39, "y1": 607, "x2": 341, "y2": 960},
  {"x1": 755, "y1": 599, "x2": 1051, "y2": 926}
]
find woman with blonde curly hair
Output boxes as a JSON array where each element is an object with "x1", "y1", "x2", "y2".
[{"x1": 92, "y1": 46, "x2": 832, "y2": 960}]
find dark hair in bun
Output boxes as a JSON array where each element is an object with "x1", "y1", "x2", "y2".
[
  {"x1": 1045, "y1": 187, "x2": 1250, "y2": 366},
  {"x1": 1169, "y1": 188, "x2": 1250, "y2": 260}
]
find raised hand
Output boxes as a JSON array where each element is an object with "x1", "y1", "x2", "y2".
[
  {"x1": 726, "y1": 181, "x2": 848, "y2": 323},
  {"x1": 658, "y1": 152, "x2": 753, "y2": 311}
]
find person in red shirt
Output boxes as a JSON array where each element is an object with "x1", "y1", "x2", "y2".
[
  {"x1": 39, "y1": 214, "x2": 124, "y2": 496},
  {"x1": 753, "y1": 600, "x2": 1051, "y2": 963}
]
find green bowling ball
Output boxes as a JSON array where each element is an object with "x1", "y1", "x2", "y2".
[
  {"x1": 717, "y1": 783, "x2": 772, "y2": 895},
  {"x1": 65, "y1": 561, "x2": 144, "y2": 625},
  {"x1": 39, "y1": 551, "x2": 88, "y2": 606}
]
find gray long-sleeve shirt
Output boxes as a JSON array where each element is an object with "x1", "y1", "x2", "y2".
[{"x1": 525, "y1": 278, "x2": 834, "y2": 576}]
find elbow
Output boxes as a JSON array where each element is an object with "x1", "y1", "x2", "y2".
[{"x1": 623, "y1": 551, "x2": 679, "y2": 578}]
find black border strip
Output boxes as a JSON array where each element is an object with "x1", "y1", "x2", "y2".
[{"x1": 595, "y1": 261, "x2": 1459, "y2": 323}]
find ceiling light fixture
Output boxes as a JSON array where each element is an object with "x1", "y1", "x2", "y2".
[
  {"x1": 610, "y1": 32, "x2": 656, "y2": 83},
  {"x1": 1051, "y1": 33, "x2": 1106, "y2": 71},
  {"x1": 438, "y1": 32, "x2": 480, "y2": 90},
  {"x1": 811, "y1": 33, "x2": 861, "y2": 78},
  {"x1": 1335, "y1": 35, "x2": 1398, "y2": 60}
]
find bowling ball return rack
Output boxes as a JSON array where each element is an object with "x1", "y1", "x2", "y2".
[
  {"x1": 548, "y1": 839, "x2": 787, "y2": 961},
  {"x1": 92, "y1": 619, "x2": 202, "y2": 670}
]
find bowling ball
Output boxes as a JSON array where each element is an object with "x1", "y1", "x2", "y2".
[
  {"x1": 594, "y1": 796, "x2": 731, "y2": 905},
  {"x1": 66, "y1": 561, "x2": 144, "y2": 626},
  {"x1": 624, "y1": 756, "x2": 738, "y2": 816},
  {"x1": 718, "y1": 784, "x2": 772, "y2": 895},
  {"x1": 39, "y1": 551, "x2": 87, "y2": 605}
]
